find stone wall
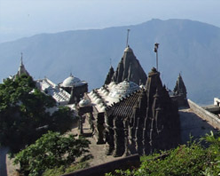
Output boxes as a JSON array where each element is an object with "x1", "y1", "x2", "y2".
[
  {"x1": 188, "y1": 99, "x2": 220, "y2": 130},
  {"x1": 61, "y1": 154, "x2": 140, "y2": 176}
]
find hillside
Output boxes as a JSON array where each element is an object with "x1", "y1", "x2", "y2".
[{"x1": 1, "y1": 19, "x2": 220, "y2": 104}]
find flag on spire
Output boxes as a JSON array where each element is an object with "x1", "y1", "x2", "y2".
[{"x1": 154, "y1": 43, "x2": 159, "y2": 53}]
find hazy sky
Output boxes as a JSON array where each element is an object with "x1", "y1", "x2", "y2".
[{"x1": 1, "y1": 0, "x2": 220, "y2": 43}]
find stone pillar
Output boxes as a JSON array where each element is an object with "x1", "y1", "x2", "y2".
[
  {"x1": 149, "y1": 117, "x2": 155, "y2": 154},
  {"x1": 127, "y1": 115, "x2": 136, "y2": 155},
  {"x1": 113, "y1": 116, "x2": 125, "y2": 157},
  {"x1": 78, "y1": 115, "x2": 84, "y2": 135},
  {"x1": 96, "y1": 112, "x2": 105, "y2": 144},
  {"x1": 88, "y1": 112, "x2": 95, "y2": 134},
  {"x1": 137, "y1": 118, "x2": 143, "y2": 155},
  {"x1": 142, "y1": 117, "x2": 147, "y2": 155},
  {"x1": 105, "y1": 127, "x2": 115, "y2": 155},
  {"x1": 105, "y1": 115, "x2": 115, "y2": 155},
  {"x1": 123, "y1": 119, "x2": 129, "y2": 156},
  {"x1": 134, "y1": 117, "x2": 139, "y2": 153}
]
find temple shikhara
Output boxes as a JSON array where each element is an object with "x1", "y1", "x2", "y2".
[
  {"x1": 13, "y1": 43, "x2": 188, "y2": 157},
  {"x1": 77, "y1": 45, "x2": 187, "y2": 157}
]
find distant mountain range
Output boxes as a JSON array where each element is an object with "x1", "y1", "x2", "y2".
[{"x1": 1, "y1": 19, "x2": 220, "y2": 105}]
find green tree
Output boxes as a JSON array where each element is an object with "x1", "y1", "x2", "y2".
[
  {"x1": 50, "y1": 106, "x2": 76, "y2": 134},
  {"x1": 0, "y1": 75, "x2": 74, "y2": 153},
  {"x1": 14, "y1": 131, "x2": 90, "y2": 176}
]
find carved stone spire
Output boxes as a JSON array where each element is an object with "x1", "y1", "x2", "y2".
[
  {"x1": 145, "y1": 67, "x2": 163, "y2": 116},
  {"x1": 112, "y1": 46, "x2": 147, "y2": 85},
  {"x1": 16, "y1": 53, "x2": 30, "y2": 77},
  {"x1": 104, "y1": 66, "x2": 114, "y2": 85},
  {"x1": 173, "y1": 73, "x2": 187, "y2": 96},
  {"x1": 173, "y1": 73, "x2": 188, "y2": 107}
]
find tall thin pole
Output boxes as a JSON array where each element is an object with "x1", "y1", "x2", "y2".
[
  {"x1": 21, "y1": 52, "x2": 23, "y2": 61},
  {"x1": 156, "y1": 50, "x2": 158, "y2": 71},
  {"x1": 126, "y1": 29, "x2": 130, "y2": 47},
  {"x1": 154, "y1": 43, "x2": 159, "y2": 71},
  {"x1": 20, "y1": 52, "x2": 24, "y2": 66}
]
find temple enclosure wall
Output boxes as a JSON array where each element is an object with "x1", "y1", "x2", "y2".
[
  {"x1": 61, "y1": 154, "x2": 140, "y2": 176},
  {"x1": 188, "y1": 99, "x2": 220, "y2": 130}
]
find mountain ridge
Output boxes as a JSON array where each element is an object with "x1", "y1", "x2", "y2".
[{"x1": 1, "y1": 19, "x2": 220, "y2": 104}]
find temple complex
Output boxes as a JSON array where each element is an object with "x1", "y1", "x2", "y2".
[
  {"x1": 36, "y1": 78, "x2": 71, "y2": 106},
  {"x1": 77, "y1": 45, "x2": 187, "y2": 157},
  {"x1": 12, "y1": 56, "x2": 87, "y2": 113},
  {"x1": 59, "y1": 74, "x2": 88, "y2": 104},
  {"x1": 12, "y1": 45, "x2": 187, "y2": 158},
  {"x1": 79, "y1": 67, "x2": 181, "y2": 157}
]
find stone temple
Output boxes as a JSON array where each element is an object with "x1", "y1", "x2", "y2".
[
  {"x1": 13, "y1": 54, "x2": 88, "y2": 111},
  {"x1": 59, "y1": 74, "x2": 88, "y2": 104},
  {"x1": 78, "y1": 46, "x2": 184, "y2": 157}
]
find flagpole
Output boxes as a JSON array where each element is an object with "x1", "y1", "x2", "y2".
[
  {"x1": 126, "y1": 29, "x2": 130, "y2": 47},
  {"x1": 154, "y1": 43, "x2": 159, "y2": 71}
]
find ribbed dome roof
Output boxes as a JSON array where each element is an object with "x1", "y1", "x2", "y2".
[
  {"x1": 79, "y1": 98, "x2": 91, "y2": 107},
  {"x1": 109, "y1": 80, "x2": 139, "y2": 99},
  {"x1": 62, "y1": 75, "x2": 81, "y2": 87}
]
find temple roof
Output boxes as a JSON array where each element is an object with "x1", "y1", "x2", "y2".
[
  {"x1": 106, "y1": 89, "x2": 144, "y2": 118},
  {"x1": 86, "y1": 80, "x2": 141, "y2": 112},
  {"x1": 173, "y1": 73, "x2": 187, "y2": 95},
  {"x1": 60, "y1": 74, "x2": 87, "y2": 87},
  {"x1": 16, "y1": 54, "x2": 30, "y2": 77},
  {"x1": 36, "y1": 78, "x2": 71, "y2": 105},
  {"x1": 104, "y1": 66, "x2": 114, "y2": 85},
  {"x1": 112, "y1": 46, "x2": 147, "y2": 85},
  {"x1": 124, "y1": 45, "x2": 133, "y2": 53},
  {"x1": 108, "y1": 80, "x2": 140, "y2": 100}
]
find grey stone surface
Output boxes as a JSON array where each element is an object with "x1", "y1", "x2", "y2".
[
  {"x1": 179, "y1": 108, "x2": 217, "y2": 144},
  {"x1": 0, "y1": 147, "x2": 8, "y2": 176}
]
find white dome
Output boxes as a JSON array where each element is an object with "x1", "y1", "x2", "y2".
[
  {"x1": 79, "y1": 98, "x2": 91, "y2": 107},
  {"x1": 95, "y1": 98, "x2": 102, "y2": 104},
  {"x1": 62, "y1": 75, "x2": 81, "y2": 87},
  {"x1": 109, "y1": 80, "x2": 139, "y2": 99},
  {"x1": 103, "y1": 90, "x2": 108, "y2": 96},
  {"x1": 99, "y1": 106, "x2": 106, "y2": 112},
  {"x1": 108, "y1": 82, "x2": 116, "y2": 88}
]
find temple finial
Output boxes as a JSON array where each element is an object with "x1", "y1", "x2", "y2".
[
  {"x1": 126, "y1": 29, "x2": 130, "y2": 47},
  {"x1": 20, "y1": 52, "x2": 23, "y2": 65},
  {"x1": 154, "y1": 43, "x2": 159, "y2": 71}
]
